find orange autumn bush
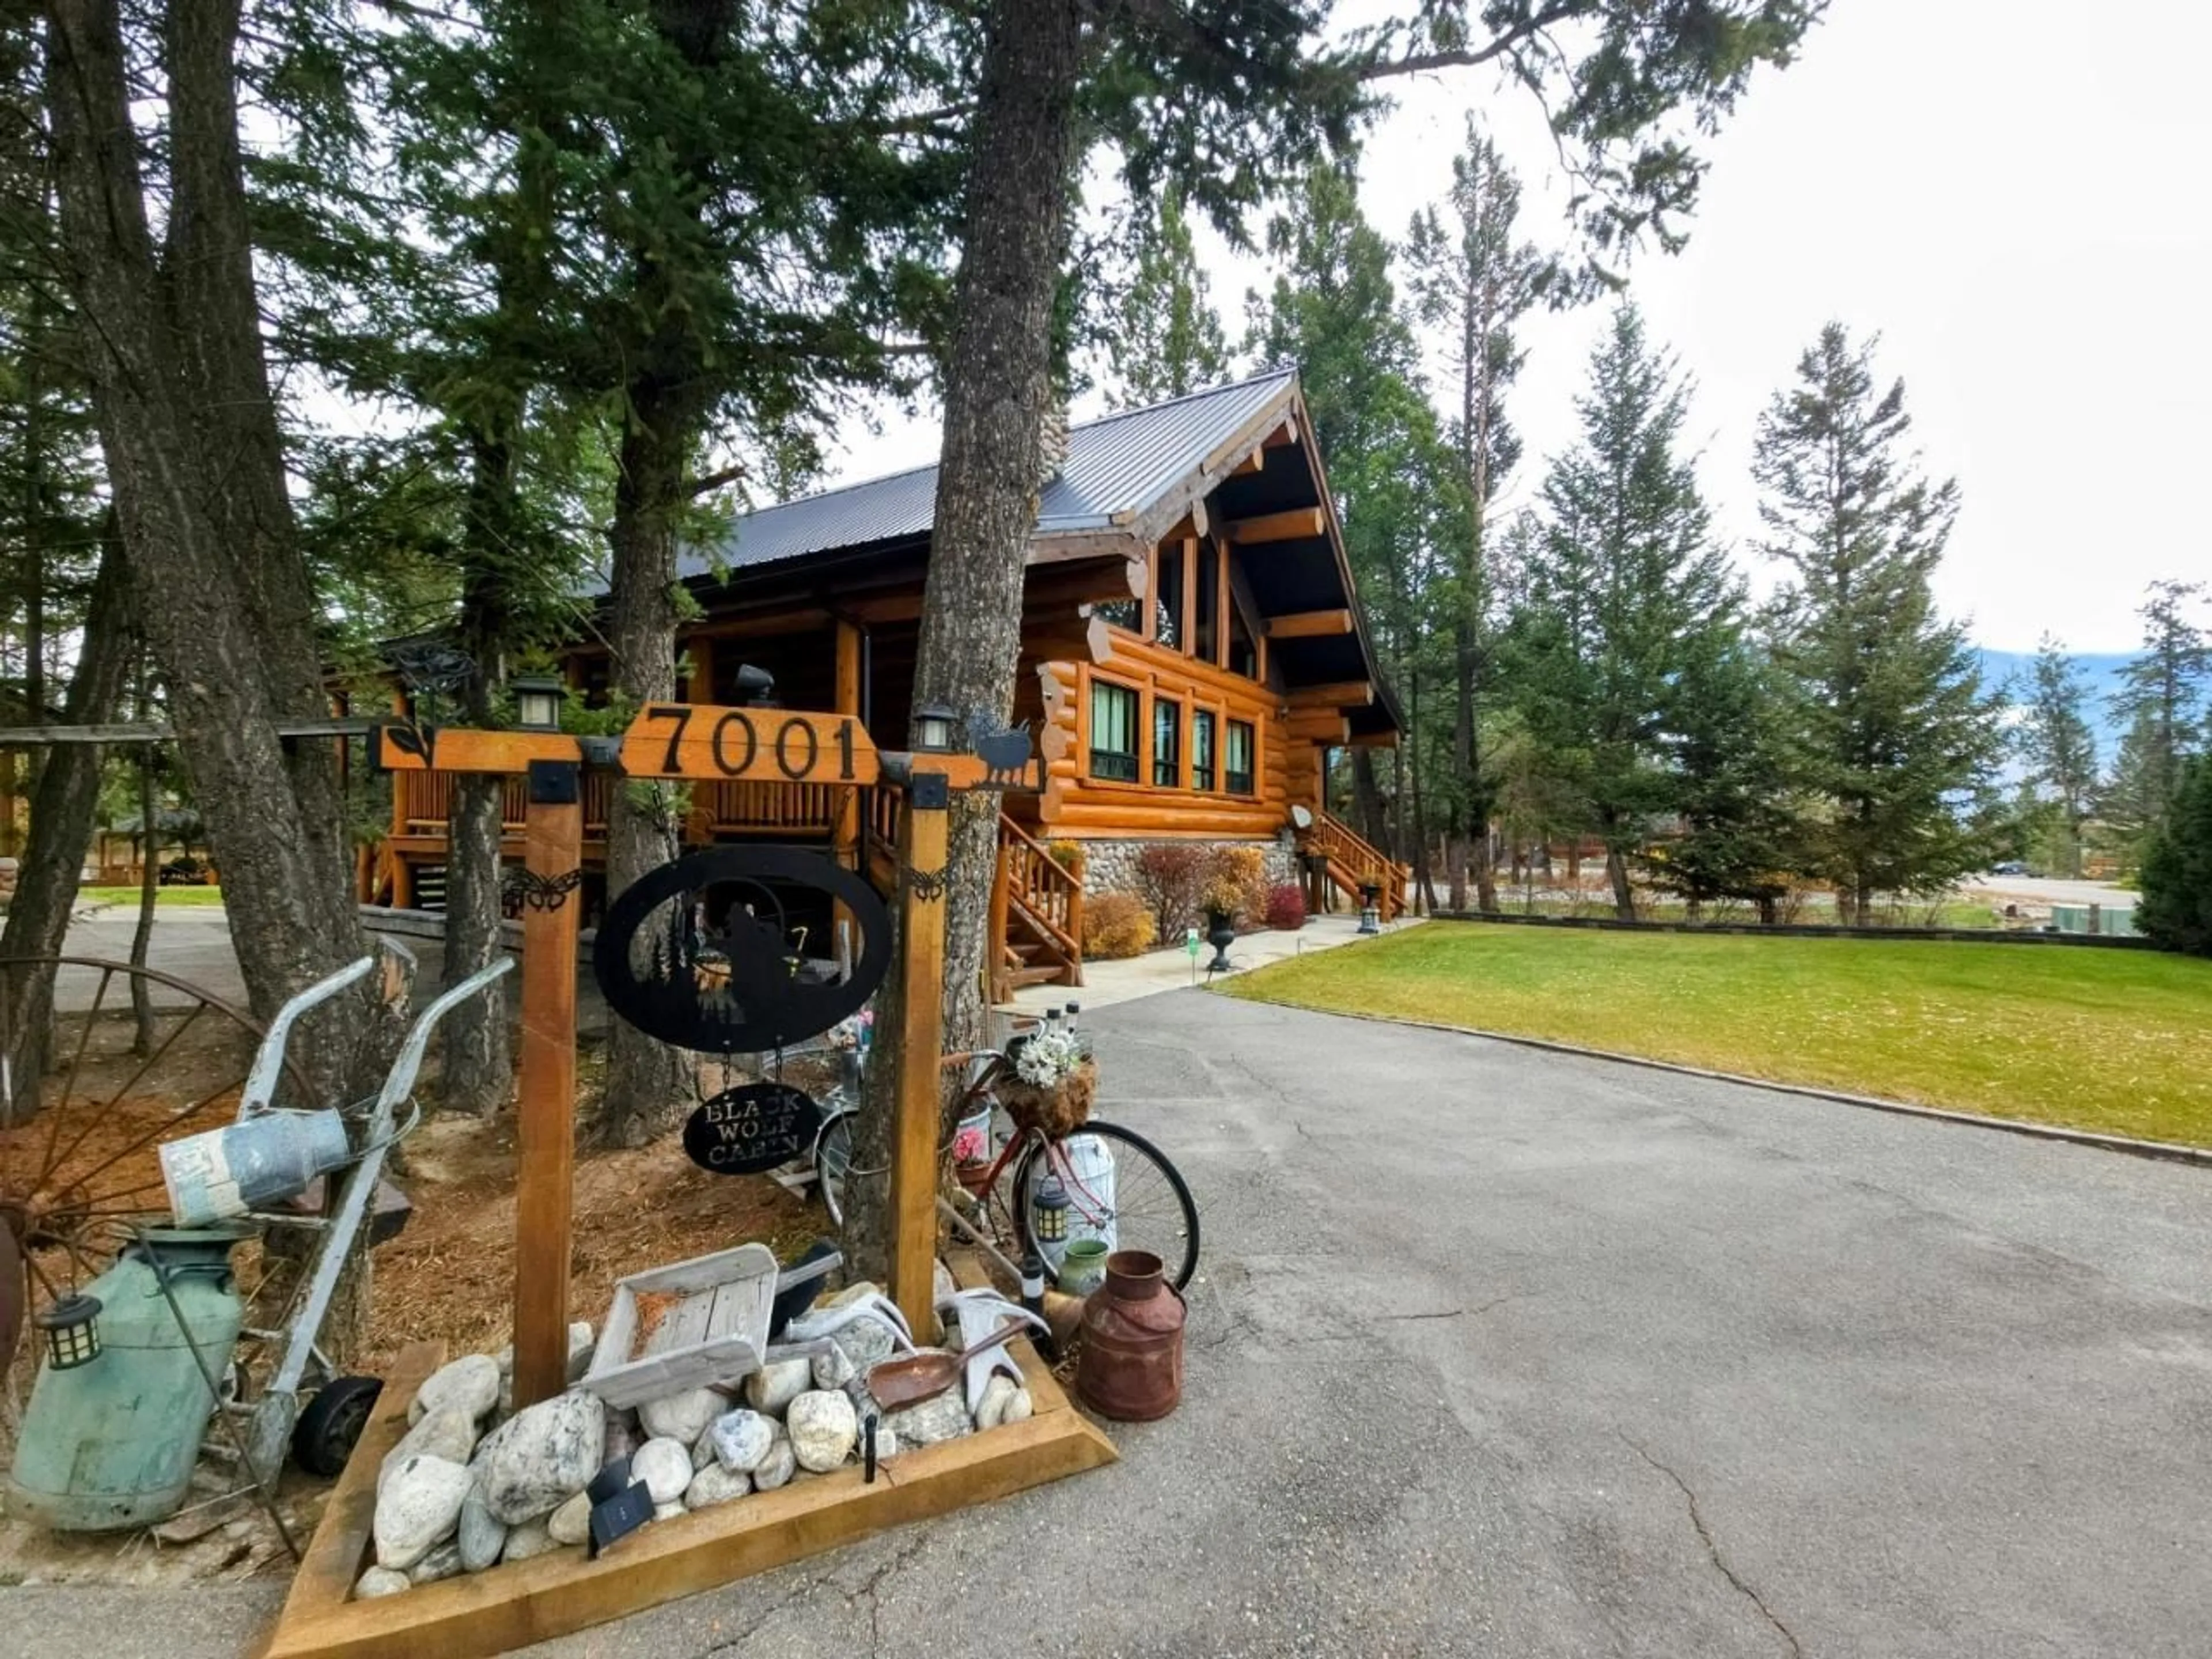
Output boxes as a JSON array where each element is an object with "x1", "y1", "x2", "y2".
[{"x1": 1082, "y1": 891, "x2": 1158, "y2": 959}]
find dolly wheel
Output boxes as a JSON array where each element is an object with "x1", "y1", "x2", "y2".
[{"x1": 292, "y1": 1375, "x2": 383, "y2": 1477}]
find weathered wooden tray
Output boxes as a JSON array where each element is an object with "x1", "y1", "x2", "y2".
[{"x1": 580, "y1": 1242, "x2": 778, "y2": 1408}]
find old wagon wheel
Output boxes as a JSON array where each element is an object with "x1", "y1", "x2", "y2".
[{"x1": 0, "y1": 956, "x2": 306, "y2": 1369}]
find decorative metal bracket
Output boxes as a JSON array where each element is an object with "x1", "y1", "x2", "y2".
[
  {"x1": 906, "y1": 865, "x2": 947, "y2": 903},
  {"x1": 501, "y1": 867, "x2": 584, "y2": 917}
]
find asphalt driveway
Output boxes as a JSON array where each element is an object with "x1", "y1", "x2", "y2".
[{"x1": 14, "y1": 989, "x2": 2211, "y2": 1657}]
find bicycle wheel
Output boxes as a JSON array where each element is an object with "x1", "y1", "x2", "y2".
[
  {"x1": 1014, "y1": 1120, "x2": 1199, "y2": 1291},
  {"x1": 814, "y1": 1109, "x2": 854, "y2": 1228}
]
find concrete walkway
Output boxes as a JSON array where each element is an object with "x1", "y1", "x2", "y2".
[{"x1": 1007, "y1": 910, "x2": 1421, "y2": 1016}]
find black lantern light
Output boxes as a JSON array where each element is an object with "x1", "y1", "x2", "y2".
[
  {"x1": 37, "y1": 1294, "x2": 102, "y2": 1370},
  {"x1": 1031, "y1": 1174, "x2": 1070, "y2": 1244},
  {"x1": 511, "y1": 674, "x2": 565, "y2": 732},
  {"x1": 912, "y1": 702, "x2": 958, "y2": 753}
]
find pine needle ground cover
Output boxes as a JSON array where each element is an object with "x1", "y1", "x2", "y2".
[{"x1": 1220, "y1": 925, "x2": 2212, "y2": 1147}]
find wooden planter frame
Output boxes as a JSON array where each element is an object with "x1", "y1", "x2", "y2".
[{"x1": 255, "y1": 710, "x2": 1113, "y2": 1658}]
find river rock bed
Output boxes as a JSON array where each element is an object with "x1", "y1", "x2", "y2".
[{"x1": 355, "y1": 1278, "x2": 1033, "y2": 1601}]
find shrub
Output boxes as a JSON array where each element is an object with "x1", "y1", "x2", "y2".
[
  {"x1": 1264, "y1": 882, "x2": 1306, "y2": 930},
  {"x1": 1046, "y1": 839, "x2": 1085, "y2": 876},
  {"x1": 2138, "y1": 757, "x2": 2212, "y2": 957},
  {"x1": 1134, "y1": 843, "x2": 1208, "y2": 935},
  {"x1": 1200, "y1": 844, "x2": 1268, "y2": 922},
  {"x1": 1082, "y1": 891, "x2": 1157, "y2": 960}
]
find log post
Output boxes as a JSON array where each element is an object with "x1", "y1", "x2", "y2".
[
  {"x1": 890, "y1": 770, "x2": 950, "y2": 1337},
  {"x1": 1061, "y1": 846, "x2": 1085, "y2": 983},
  {"x1": 987, "y1": 839, "x2": 1013, "y2": 1005},
  {"x1": 512, "y1": 760, "x2": 582, "y2": 1408}
]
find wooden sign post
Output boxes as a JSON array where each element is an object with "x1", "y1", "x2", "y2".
[{"x1": 888, "y1": 768, "x2": 950, "y2": 1336}]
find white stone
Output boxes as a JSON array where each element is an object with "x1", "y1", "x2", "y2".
[
  {"x1": 354, "y1": 1566, "x2": 411, "y2": 1600},
  {"x1": 882, "y1": 1389, "x2": 971, "y2": 1449},
  {"x1": 456, "y1": 1488, "x2": 506, "y2": 1573},
  {"x1": 374, "y1": 1455, "x2": 472, "y2": 1571},
  {"x1": 495, "y1": 1321, "x2": 595, "y2": 1382},
  {"x1": 933, "y1": 1260, "x2": 957, "y2": 1302},
  {"x1": 380, "y1": 1407, "x2": 480, "y2": 1493},
  {"x1": 1003, "y1": 1388, "x2": 1033, "y2": 1425},
  {"x1": 684, "y1": 1463, "x2": 751, "y2": 1510},
  {"x1": 743, "y1": 1357, "x2": 812, "y2": 1416},
  {"x1": 409, "y1": 1354, "x2": 500, "y2": 1426},
  {"x1": 409, "y1": 1540, "x2": 464, "y2": 1585},
  {"x1": 638, "y1": 1385, "x2": 728, "y2": 1445},
  {"x1": 750, "y1": 1433, "x2": 796, "y2": 1491},
  {"x1": 502, "y1": 1516, "x2": 562, "y2": 1562},
  {"x1": 974, "y1": 1374, "x2": 1018, "y2": 1432},
  {"x1": 810, "y1": 1344, "x2": 856, "y2": 1390},
  {"x1": 820, "y1": 1279, "x2": 884, "y2": 1309},
  {"x1": 786, "y1": 1391, "x2": 857, "y2": 1472},
  {"x1": 632, "y1": 1437, "x2": 694, "y2": 1505},
  {"x1": 826, "y1": 1315, "x2": 899, "y2": 1370},
  {"x1": 874, "y1": 1426, "x2": 900, "y2": 1460},
  {"x1": 471, "y1": 1389, "x2": 605, "y2": 1525},
  {"x1": 546, "y1": 1490, "x2": 592, "y2": 1547},
  {"x1": 702, "y1": 1408, "x2": 771, "y2": 1472},
  {"x1": 653, "y1": 1502, "x2": 685, "y2": 1522}
]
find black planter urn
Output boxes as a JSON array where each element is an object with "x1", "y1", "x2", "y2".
[{"x1": 1203, "y1": 909, "x2": 1237, "y2": 973}]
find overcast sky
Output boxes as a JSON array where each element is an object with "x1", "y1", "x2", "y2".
[{"x1": 821, "y1": 0, "x2": 2211, "y2": 655}]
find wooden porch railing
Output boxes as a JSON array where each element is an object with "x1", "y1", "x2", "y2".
[
  {"x1": 1302, "y1": 811, "x2": 1410, "y2": 920},
  {"x1": 393, "y1": 770, "x2": 836, "y2": 841},
  {"x1": 994, "y1": 819, "x2": 1084, "y2": 957}
]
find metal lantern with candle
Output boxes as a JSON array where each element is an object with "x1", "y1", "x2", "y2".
[
  {"x1": 510, "y1": 674, "x2": 566, "y2": 732},
  {"x1": 35, "y1": 1294, "x2": 101, "y2": 1371}
]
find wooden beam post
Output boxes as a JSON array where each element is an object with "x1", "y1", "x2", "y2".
[
  {"x1": 512, "y1": 761, "x2": 582, "y2": 1409},
  {"x1": 832, "y1": 621, "x2": 863, "y2": 916},
  {"x1": 890, "y1": 771, "x2": 950, "y2": 1337},
  {"x1": 1224, "y1": 507, "x2": 1326, "y2": 544},
  {"x1": 1264, "y1": 608, "x2": 1354, "y2": 639}
]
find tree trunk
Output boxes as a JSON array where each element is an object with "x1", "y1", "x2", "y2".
[
  {"x1": 842, "y1": 0, "x2": 1084, "y2": 1283},
  {"x1": 129, "y1": 738, "x2": 158, "y2": 1055},
  {"x1": 596, "y1": 392, "x2": 692, "y2": 1147},
  {"x1": 1351, "y1": 748, "x2": 1387, "y2": 853},
  {"x1": 44, "y1": 0, "x2": 389, "y2": 1103},
  {"x1": 1604, "y1": 832, "x2": 1634, "y2": 921},
  {"x1": 0, "y1": 540, "x2": 130, "y2": 1121}
]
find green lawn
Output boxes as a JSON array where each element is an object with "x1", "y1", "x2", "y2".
[
  {"x1": 1220, "y1": 924, "x2": 2212, "y2": 1147},
  {"x1": 74, "y1": 885, "x2": 228, "y2": 908}
]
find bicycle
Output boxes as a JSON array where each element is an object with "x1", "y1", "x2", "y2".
[{"x1": 810, "y1": 1047, "x2": 1199, "y2": 1293}]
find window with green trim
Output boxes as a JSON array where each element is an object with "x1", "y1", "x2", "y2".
[
  {"x1": 1089, "y1": 680, "x2": 1139, "y2": 782},
  {"x1": 1153, "y1": 698, "x2": 1182, "y2": 787},
  {"x1": 1192, "y1": 709, "x2": 1216, "y2": 791},
  {"x1": 1225, "y1": 719, "x2": 1255, "y2": 794}
]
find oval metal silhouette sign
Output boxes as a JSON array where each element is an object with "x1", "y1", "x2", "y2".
[
  {"x1": 594, "y1": 846, "x2": 889, "y2": 1054},
  {"x1": 683, "y1": 1082, "x2": 822, "y2": 1176}
]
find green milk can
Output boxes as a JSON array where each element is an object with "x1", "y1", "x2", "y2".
[{"x1": 6, "y1": 1224, "x2": 251, "y2": 1531}]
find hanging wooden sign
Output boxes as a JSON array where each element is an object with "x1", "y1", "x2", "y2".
[
  {"x1": 622, "y1": 703, "x2": 880, "y2": 787},
  {"x1": 681, "y1": 1083, "x2": 823, "y2": 1176}
]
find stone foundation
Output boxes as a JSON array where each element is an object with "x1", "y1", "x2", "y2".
[{"x1": 1065, "y1": 835, "x2": 1301, "y2": 901}]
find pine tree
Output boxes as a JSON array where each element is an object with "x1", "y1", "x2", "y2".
[
  {"x1": 1516, "y1": 305, "x2": 1740, "y2": 920},
  {"x1": 1106, "y1": 187, "x2": 1232, "y2": 408},
  {"x1": 2014, "y1": 634, "x2": 2099, "y2": 877},
  {"x1": 1755, "y1": 323, "x2": 2006, "y2": 924},
  {"x1": 1650, "y1": 634, "x2": 1800, "y2": 919},
  {"x1": 2104, "y1": 579, "x2": 2209, "y2": 846},
  {"x1": 2137, "y1": 757, "x2": 2212, "y2": 956},
  {"x1": 1404, "y1": 119, "x2": 1544, "y2": 911}
]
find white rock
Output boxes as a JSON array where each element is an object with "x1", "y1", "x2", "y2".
[
  {"x1": 684, "y1": 1463, "x2": 751, "y2": 1510},
  {"x1": 374, "y1": 1455, "x2": 472, "y2": 1571},
  {"x1": 354, "y1": 1566, "x2": 411, "y2": 1600},
  {"x1": 471, "y1": 1389, "x2": 604, "y2": 1525},
  {"x1": 786, "y1": 1391, "x2": 857, "y2": 1472},
  {"x1": 409, "y1": 1354, "x2": 501, "y2": 1426},
  {"x1": 882, "y1": 1389, "x2": 971, "y2": 1449},
  {"x1": 691, "y1": 1426, "x2": 719, "y2": 1471},
  {"x1": 743, "y1": 1357, "x2": 812, "y2": 1416},
  {"x1": 653, "y1": 1502, "x2": 685, "y2": 1522},
  {"x1": 495, "y1": 1321, "x2": 595, "y2": 1382},
  {"x1": 826, "y1": 1316, "x2": 899, "y2": 1370},
  {"x1": 409, "y1": 1539, "x2": 464, "y2": 1585},
  {"x1": 1003, "y1": 1388, "x2": 1033, "y2": 1425},
  {"x1": 974, "y1": 1374, "x2": 1018, "y2": 1432},
  {"x1": 933, "y1": 1259, "x2": 957, "y2": 1302},
  {"x1": 639, "y1": 1386, "x2": 728, "y2": 1445},
  {"x1": 810, "y1": 1344, "x2": 856, "y2": 1390},
  {"x1": 874, "y1": 1426, "x2": 900, "y2": 1460},
  {"x1": 380, "y1": 1407, "x2": 480, "y2": 1493},
  {"x1": 502, "y1": 1516, "x2": 561, "y2": 1562},
  {"x1": 820, "y1": 1279, "x2": 884, "y2": 1309},
  {"x1": 546, "y1": 1490, "x2": 592, "y2": 1547},
  {"x1": 707, "y1": 1409, "x2": 775, "y2": 1474},
  {"x1": 632, "y1": 1437, "x2": 693, "y2": 1505},
  {"x1": 751, "y1": 1433, "x2": 796, "y2": 1491},
  {"x1": 456, "y1": 1487, "x2": 506, "y2": 1573}
]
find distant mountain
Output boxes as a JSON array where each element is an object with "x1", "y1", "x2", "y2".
[{"x1": 1978, "y1": 649, "x2": 2135, "y2": 760}]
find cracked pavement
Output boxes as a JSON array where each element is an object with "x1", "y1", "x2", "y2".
[{"x1": 14, "y1": 988, "x2": 2212, "y2": 1656}]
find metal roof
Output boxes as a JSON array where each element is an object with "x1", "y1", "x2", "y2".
[{"x1": 679, "y1": 366, "x2": 1297, "y2": 579}]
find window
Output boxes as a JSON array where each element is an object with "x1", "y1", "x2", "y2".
[
  {"x1": 1153, "y1": 698, "x2": 1182, "y2": 787},
  {"x1": 1191, "y1": 709, "x2": 1215, "y2": 791},
  {"x1": 1225, "y1": 719, "x2": 1255, "y2": 795},
  {"x1": 1089, "y1": 680, "x2": 1139, "y2": 782},
  {"x1": 1195, "y1": 543, "x2": 1219, "y2": 663},
  {"x1": 1228, "y1": 604, "x2": 1257, "y2": 679},
  {"x1": 1094, "y1": 597, "x2": 1141, "y2": 632},
  {"x1": 1153, "y1": 546, "x2": 1184, "y2": 647}
]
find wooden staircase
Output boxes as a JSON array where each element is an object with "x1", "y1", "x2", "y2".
[
  {"x1": 861, "y1": 790, "x2": 1086, "y2": 1005},
  {"x1": 1300, "y1": 810, "x2": 1410, "y2": 921}
]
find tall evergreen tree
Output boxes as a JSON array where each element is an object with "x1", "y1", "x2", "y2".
[
  {"x1": 2014, "y1": 633, "x2": 2099, "y2": 877},
  {"x1": 1514, "y1": 305, "x2": 1739, "y2": 920},
  {"x1": 2136, "y1": 756, "x2": 2212, "y2": 956},
  {"x1": 1648, "y1": 632, "x2": 1798, "y2": 919},
  {"x1": 1105, "y1": 187, "x2": 1232, "y2": 408},
  {"x1": 2103, "y1": 579, "x2": 2208, "y2": 847},
  {"x1": 1404, "y1": 119, "x2": 1543, "y2": 911},
  {"x1": 1755, "y1": 323, "x2": 2006, "y2": 923}
]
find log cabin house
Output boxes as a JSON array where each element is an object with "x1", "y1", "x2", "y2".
[{"x1": 365, "y1": 367, "x2": 1407, "y2": 1001}]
